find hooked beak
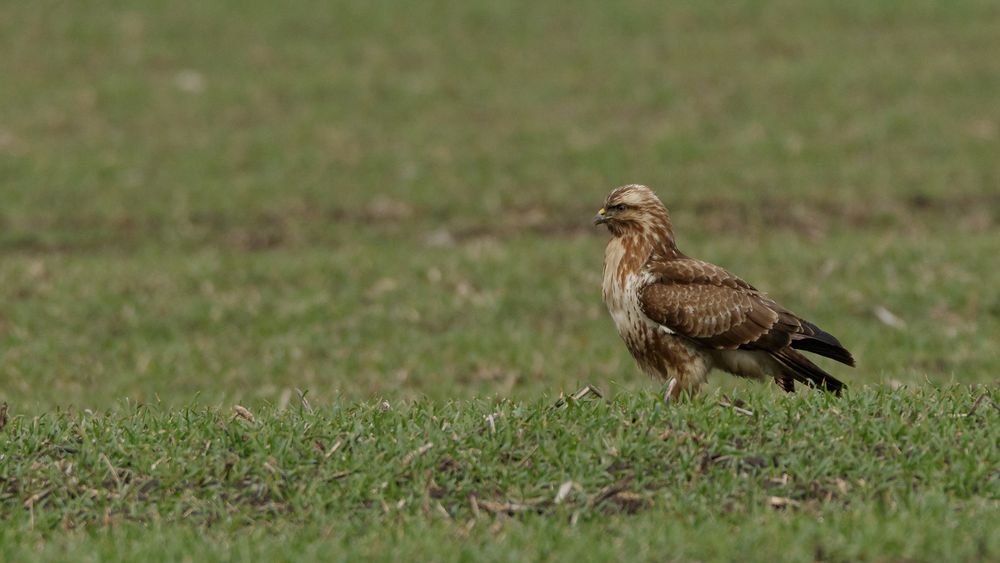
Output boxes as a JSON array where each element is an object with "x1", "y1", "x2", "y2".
[{"x1": 593, "y1": 207, "x2": 607, "y2": 225}]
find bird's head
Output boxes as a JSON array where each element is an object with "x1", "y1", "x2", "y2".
[{"x1": 594, "y1": 184, "x2": 674, "y2": 240}]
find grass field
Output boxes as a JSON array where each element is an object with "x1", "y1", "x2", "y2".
[
  {"x1": 2, "y1": 389, "x2": 998, "y2": 561},
  {"x1": 1, "y1": 0, "x2": 998, "y2": 560}
]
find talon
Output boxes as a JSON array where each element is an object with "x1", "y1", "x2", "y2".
[{"x1": 663, "y1": 378, "x2": 678, "y2": 404}]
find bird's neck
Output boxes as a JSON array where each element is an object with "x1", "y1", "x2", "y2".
[
  {"x1": 615, "y1": 225, "x2": 678, "y2": 259},
  {"x1": 606, "y1": 228, "x2": 680, "y2": 283}
]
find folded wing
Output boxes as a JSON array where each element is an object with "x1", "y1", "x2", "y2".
[{"x1": 638, "y1": 257, "x2": 853, "y2": 393}]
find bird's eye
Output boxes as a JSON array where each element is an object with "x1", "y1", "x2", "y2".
[{"x1": 612, "y1": 204, "x2": 627, "y2": 211}]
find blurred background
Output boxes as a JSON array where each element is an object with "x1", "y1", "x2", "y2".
[{"x1": 1, "y1": 1, "x2": 997, "y2": 411}]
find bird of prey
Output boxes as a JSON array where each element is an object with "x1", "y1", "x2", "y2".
[{"x1": 594, "y1": 184, "x2": 854, "y2": 400}]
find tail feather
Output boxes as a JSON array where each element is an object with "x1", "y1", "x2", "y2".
[{"x1": 771, "y1": 349, "x2": 845, "y2": 395}]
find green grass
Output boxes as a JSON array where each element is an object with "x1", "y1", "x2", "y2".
[
  {"x1": 2, "y1": 388, "x2": 998, "y2": 561},
  {"x1": 1, "y1": 0, "x2": 999, "y2": 559}
]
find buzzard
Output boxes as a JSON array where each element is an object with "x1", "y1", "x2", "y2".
[{"x1": 595, "y1": 184, "x2": 854, "y2": 400}]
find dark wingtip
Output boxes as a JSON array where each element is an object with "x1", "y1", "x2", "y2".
[{"x1": 790, "y1": 332, "x2": 856, "y2": 367}]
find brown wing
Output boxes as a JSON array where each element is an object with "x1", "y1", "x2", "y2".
[{"x1": 638, "y1": 258, "x2": 854, "y2": 365}]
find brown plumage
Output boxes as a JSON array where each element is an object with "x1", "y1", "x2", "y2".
[{"x1": 595, "y1": 184, "x2": 854, "y2": 399}]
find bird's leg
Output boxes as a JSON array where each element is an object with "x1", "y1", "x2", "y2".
[{"x1": 663, "y1": 378, "x2": 678, "y2": 404}]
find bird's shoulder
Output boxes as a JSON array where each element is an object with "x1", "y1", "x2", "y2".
[{"x1": 640, "y1": 254, "x2": 758, "y2": 293}]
